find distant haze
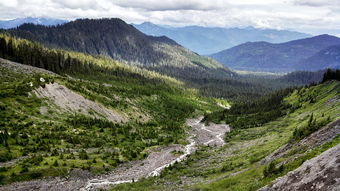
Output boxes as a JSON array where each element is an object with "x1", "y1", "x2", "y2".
[
  {"x1": 210, "y1": 34, "x2": 340, "y2": 72},
  {"x1": 0, "y1": 0, "x2": 340, "y2": 36},
  {"x1": 134, "y1": 22, "x2": 310, "y2": 55}
]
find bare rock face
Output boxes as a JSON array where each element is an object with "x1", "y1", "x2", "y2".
[
  {"x1": 258, "y1": 144, "x2": 340, "y2": 191},
  {"x1": 34, "y1": 83, "x2": 126, "y2": 123},
  {"x1": 262, "y1": 119, "x2": 340, "y2": 164}
]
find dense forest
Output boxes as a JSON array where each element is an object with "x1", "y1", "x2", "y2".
[
  {"x1": 322, "y1": 68, "x2": 340, "y2": 82},
  {"x1": 5, "y1": 19, "x2": 172, "y2": 65},
  {"x1": 203, "y1": 87, "x2": 296, "y2": 129},
  {"x1": 0, "y1": 33, "x2": 185, "y2": 87},
  {"x1": 205, "y1": 69, "x2": 339, "y2": 139}
]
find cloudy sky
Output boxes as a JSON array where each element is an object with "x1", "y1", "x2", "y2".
[{"x1": 0, "y1": 0, "x2": 340, "y2": 35}]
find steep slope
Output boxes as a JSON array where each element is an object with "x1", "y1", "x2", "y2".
[
  {"x1": 210, "y1": 35, "x2": 340, "y2": 72},
  {"x1": 258, "y1": 144, "x2": 340, "y2": 191},
  {"x1": 34, "y1": 83, "x2": 126, "y2": 123},
  {"x1": 0, "y1": 17, "x2": 67, "y2": 29},
  {"x1": 107, "y1": 80, "x2": 340, "y2": 191},
  {"x1": 3, "y1": 18, "x2": 232, "y2": 79},
  {"x1": 134, "y1": 22, "x2": 310, "y2": 55}
]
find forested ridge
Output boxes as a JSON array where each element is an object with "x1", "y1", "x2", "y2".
[
  {"x1": 0, "y1": 33, "x2": 184, "y2": 87},
  {"x1": 210, "y1": 34, "x2": 340, "y2": 72},
  {"x1": 2, "y1": 18, "x2": 234, "y2": 80}
]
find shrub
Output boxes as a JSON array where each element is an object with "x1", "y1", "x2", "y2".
[
  {"x1": 263, "y1": 162, "x2": 284, "y2": 177},
  {"x1": 53, "y1": 160, "x2": 59, "y2": 167},
  {"x1": 29, "y1": 171, "x2": 42, "y2": 179},
  {"x1": 79, "y1": 149, "x2": 89, "y2": 160}
]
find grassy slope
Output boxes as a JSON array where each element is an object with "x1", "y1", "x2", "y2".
[
  {"x1": 110, "y1": 81, "x2": 340, "y2": 191},
  {"x1": 0, "y1": 58, "x2": 223, "y2": 185}
]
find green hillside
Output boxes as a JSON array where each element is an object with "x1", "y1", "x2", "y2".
[
  {"x1": 109, "y1": 80, "x2": 340, "y2": 191},
  {"x1": 0, "y1": 37, "x2": 222, "y2": 184},
  {"x1": 0, "y1": 29, "x2": 339, "y2": 190}
]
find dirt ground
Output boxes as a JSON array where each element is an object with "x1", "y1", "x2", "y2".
[
  {"x1": 34, "y1": 83, "x2": 126, "y2": 123},
  {"x1": 188, "y1": 117, "x2": 230, "y2": 146}
]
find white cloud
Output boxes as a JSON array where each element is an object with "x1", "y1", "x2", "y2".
[
  {"x1": 293, "y1": 0, "x2": 340, "y2": 7},
  {"x1": 56, "y1": 0, "x2": 99, "y2": 10},
  {"x1": 0, "y1": 0, "x2": 339, "y2": 35},
  {"x1": 114, "y1": 0, "x2": 225, "y2": 11},
  {"x1": 0, "y1": 0, "x2": 18, "y2": 7}
]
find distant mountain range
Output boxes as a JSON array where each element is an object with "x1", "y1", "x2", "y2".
[
  {"x1": 210, "y1": 34, "x2": 340, "y2": 73},
  {"x1": 133, "y1": 22, "x2": 311, "y2": 55},
  {"x1": 0, "y1": 17, "x2": 67, "y2": 29},
  {"x1": 3, "y1": 18, "x2": 232, "y2": 80},
  {"x1": 2, "y1": 18, "x2": 338, "y2": 74}
]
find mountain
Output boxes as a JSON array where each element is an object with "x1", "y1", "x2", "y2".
[
  {"x1": 0, "y1": 17, "x2": 67, "y2": 29},
  {"x1": 210, "y1": 34, "x2": 340, "y2": 72},
  {"x1": 3, "y1": 18, "x2": 232, "y2": 80},
  {"x1": 1, "y1": 39, "x2": 339, "y2": 190},
  {"x1": 0, "y1": 20, "x2": 339, "y2": 191},
  {"x1": 298, "y1": 45, "x2": 340, "y2": 70},
  {"x1": 133, "y1": 22, "x2": 311, "y2": 55}
]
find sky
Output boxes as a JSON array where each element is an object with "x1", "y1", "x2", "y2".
[{"x1": 0, "y1": 0, "x2": 340, "y2": 36}]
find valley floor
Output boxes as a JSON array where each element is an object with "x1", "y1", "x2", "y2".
[
  {"x1": 0, "y1": 117, "x2": 230, "y2": 191},
  {"x1": 109, "y1": 81, "x2": 340, "y2": 191}
]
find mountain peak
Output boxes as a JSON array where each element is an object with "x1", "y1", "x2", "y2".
[
  {"x1": 0, "y1": 17, "x2": 67, "y2": 29},
  {"x1": 6, "y1": 18, "x2": 229, "y2": 79},
  {"x1": 312, "y1": 34, "x2": 339, "y2": 40},
  {"x1": 139, "y1": 21, "x2": 156, "y2": 26}
]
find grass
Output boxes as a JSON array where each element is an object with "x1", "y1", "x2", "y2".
[
  {"x1": 0, "y1": 61, "x2": 222, "y2": 185},
  {"x1": 110, "y1": 81, "x2": 340, "y2": 191}
]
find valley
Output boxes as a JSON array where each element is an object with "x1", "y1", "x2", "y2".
[
  {"x1": 0, "y1": 11, "x2": 339, "y2": 191},
  {"x1": 110, "y1": 80, "x2": 340, "y2": 191}
]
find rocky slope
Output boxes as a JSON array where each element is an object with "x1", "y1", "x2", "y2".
[
  {"x1": 34, "y1": 83, "x2": 126, "y2": 123},
  {"x1": 258, "y1": 144, "x2": 340, "y2": 191}
]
